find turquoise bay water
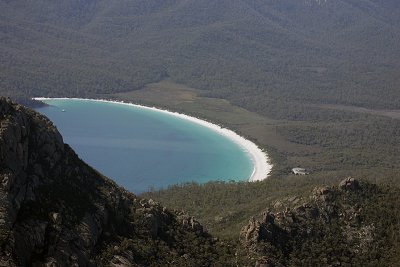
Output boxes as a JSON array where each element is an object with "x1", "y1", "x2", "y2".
[{"x1": 36, "y1": 99, "x2": 253, "y2": 193}]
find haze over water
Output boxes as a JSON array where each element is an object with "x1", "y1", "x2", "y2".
[{"x1": 36, "y1": 99, "x2": 253, "y2": 193}]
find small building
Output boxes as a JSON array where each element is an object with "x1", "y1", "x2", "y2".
[{"x1": 292, "y1": 167, "x2": 309, "y2": 175}]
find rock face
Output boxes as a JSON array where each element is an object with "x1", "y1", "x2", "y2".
[
  {"x1": 339, "y1": 177, "x2": 360, "y2": 191},
  {"x1": 239, "y1": 178, "x2": 385, "y2": 266},
  {"x1": 0, "y1": 98, "x2": 220, "y2": 266}
]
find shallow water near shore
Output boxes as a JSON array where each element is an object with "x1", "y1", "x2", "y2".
[{"x1": 36, "y1": 99, "x2": 254, "y2": 193}]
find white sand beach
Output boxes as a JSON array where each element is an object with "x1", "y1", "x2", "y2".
[{"x1": 34, "y1": 97, "x2": 272, "y2": 181}]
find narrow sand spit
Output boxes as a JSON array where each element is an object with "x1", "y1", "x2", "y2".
[{"x1": 34, "y1": 97, "x2": 272, "y2": 181}]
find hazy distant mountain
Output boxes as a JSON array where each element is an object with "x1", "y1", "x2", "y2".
[{"x1": 1, "y1": 0, "x2": 399, "y2": 112}]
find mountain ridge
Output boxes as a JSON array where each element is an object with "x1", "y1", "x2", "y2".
[{"x1": 1, "y1": 0, "x2": 400, "y2": 110}]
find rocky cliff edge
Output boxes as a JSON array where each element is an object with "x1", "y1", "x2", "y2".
[{"x1": 0, "y1": 97, "x2": 221, "y2": 266}]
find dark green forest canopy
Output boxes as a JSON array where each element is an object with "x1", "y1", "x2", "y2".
[
  {"x1": 1, "y1": 0, "x2": 400, "y2": 109},
  {"x1": 1, "y1": 0, "x2": 400, "y2": 179},
  {"x1": 2, "y1": 2, "x2": 400, "y2": 265}
]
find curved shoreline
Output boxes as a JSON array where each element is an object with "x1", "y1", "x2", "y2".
[{"x1": 33, "y1": 97, "x2": 272, "y2": 182}]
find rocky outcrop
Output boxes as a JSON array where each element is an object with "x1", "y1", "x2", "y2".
[
  {"x1": 239, "y1": 177, "x2": 384, "y2": 266},
  {"x1": 339, "y1": 177, "x2": 360, "y2": 191},
  {"x1": 178, "y1": 213, "x2": 204, "y2": 235},
  {"x1": 0, "y1": 98, "x2": 221, "y2": 266}
]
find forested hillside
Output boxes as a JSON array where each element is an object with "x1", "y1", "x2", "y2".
[
  {"x1": 1, "y1": 0, "x2": 400, "y2": 109},
  {"x1": 2, "y1": 2, "x2": 400, "y2": 264},
  {"x1": 2, "y1": 0, "x2": 400, "y2": 181},
  {"x1": 144, "y1": 177, "x2": 400, "y2": 266}
]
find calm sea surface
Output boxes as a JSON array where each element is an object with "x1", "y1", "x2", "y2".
[{"x1": 36, "y1": 99, "x2": 253, "y2": 193}]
